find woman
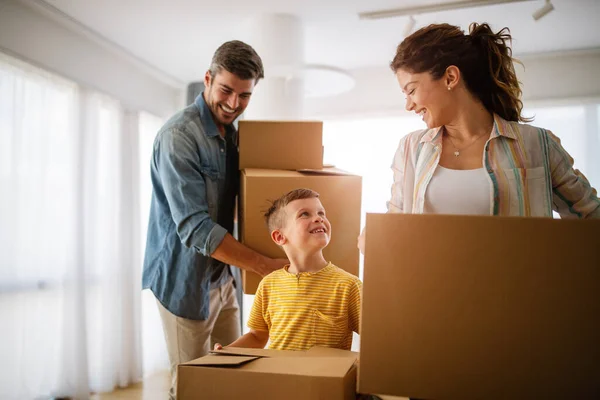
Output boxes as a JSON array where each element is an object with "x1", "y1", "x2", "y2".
[{"x1": 359, "y1": 22, "x2": 599, "y2": 253}]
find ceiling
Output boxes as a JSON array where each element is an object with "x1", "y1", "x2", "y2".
[{"x1": 41, "y1": 0, "x2": 600, "y2": 86}]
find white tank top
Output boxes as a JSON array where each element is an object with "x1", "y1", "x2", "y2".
[{"x1": 423, "y1": 166, "x2": 491, "y2": 215}]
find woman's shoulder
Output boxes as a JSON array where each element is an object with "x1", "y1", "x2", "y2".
[
  {"x1": 397, "y1": 128, "x2": 437, "y2": 149},
  {"x1": 496, "y1": 115, "x2": 552, "y2": 138},
  {"x1": 405, "y1": 127, "x2": 436, "y2": 141}
]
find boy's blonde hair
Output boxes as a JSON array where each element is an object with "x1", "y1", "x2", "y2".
[{"x1": 264, "y1": 188, "x2": 320, "y2": 232}]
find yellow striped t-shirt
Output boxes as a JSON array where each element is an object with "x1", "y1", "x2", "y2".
[{"x1": 247, "y1": 262, "x2": 362, "y2": 351}]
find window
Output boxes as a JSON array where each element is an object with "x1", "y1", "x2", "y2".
[
  {"x1": 0, "y1": 52, "x2": 143, "y2": 398},
  {"x1": 0, "y1": 52, "x2": 80, "y2": 398}
]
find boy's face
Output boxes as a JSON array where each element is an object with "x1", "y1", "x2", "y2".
[{"x1": 272, "y1": 197, "x2": 331, "y2": 252}]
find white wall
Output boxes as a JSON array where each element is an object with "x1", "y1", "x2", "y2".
[
  {"x1": 3, "y1": 0, "x2": 598, "y2": 121},
  {"x1": 0, "y1": 0, "x2": 183, "y2": 118},
  {"x1": 305, "y1": 49, "x2": 600, "y2": 119}
]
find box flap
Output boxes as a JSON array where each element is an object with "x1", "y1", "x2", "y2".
[
  {"x1": 210, "y1": 347, "x2": 303, "y2": 358},
  {"x1": 296, "y1": 167, "x2": 356, "y2": 176},
  {"x1": 242, "y1": 169, "x2": 302, "y2": 178},
  {"x1": 306, "y1": 346, "x2": 359, "y2": 359},
  {"x1": 242, "y1": 167, "x2": 358, "y2": 177},
  {"x1": 184, "y1": 355, "x2": 259, "y2": 367},
  {"x1": 241, "y1": 356, "x2": 357, "y2": 378}
]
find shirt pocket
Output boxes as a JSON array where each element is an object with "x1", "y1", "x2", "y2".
[
  {"x1": 504, "y1": 167, "x2": 550, "y2": 217},
  {"x1": 312, "y1": 310, "x2": 348, "y2": 349},
  {"x1": 200, "y1": 165, "x2": 220, "y2": 181}
]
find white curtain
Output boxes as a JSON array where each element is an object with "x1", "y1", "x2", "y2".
[{"x1": 0, "y1": 53, "x2": 142, "y2": 399}]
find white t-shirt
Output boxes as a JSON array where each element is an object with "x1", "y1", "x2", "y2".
[{"x1": 423, "y1": 166, "x2": 491, "y2": 215}]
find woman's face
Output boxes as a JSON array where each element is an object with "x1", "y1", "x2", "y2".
[{"x1": 395, "y1": 68, "x2": 455, "y2": 129}]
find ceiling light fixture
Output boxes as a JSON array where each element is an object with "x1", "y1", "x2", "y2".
[
  {"x1": 358, "y1": 0, "x2": 536, "y2": 20},
  {"x1": 532, "y1": 0, "x2": 554, "y2": 21},
  {"x1": 403, "y1": 16, "x2": 417, "y2": 37},
  {"x1": 290, "y1": 64, "x2": 355, "y2": 98}
]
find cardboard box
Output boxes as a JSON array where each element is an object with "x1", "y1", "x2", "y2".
[
  {"x1": 239, "y1": 168, "x2": 362, "y2": 294},
  {"x1": 177, "y1": 346, "x2": 359, "y2": 400},
  {"x1": 238, "y1": 120, "x2": 323, "y2": 170},
  {"x1": 358, "y1": 214, "x2": 600, "y2": 399}
]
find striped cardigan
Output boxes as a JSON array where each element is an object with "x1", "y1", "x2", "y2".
[{"x1": 388, "y1": 114, "x2": 600, "y2": 218}]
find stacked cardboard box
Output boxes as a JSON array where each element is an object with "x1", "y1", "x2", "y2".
[
  {"x1": 176, "y1": 121, "x2": 363, "y2": 398},
  {"x1": 237, "y1": 120, "x2": 362, "y2": 294}
]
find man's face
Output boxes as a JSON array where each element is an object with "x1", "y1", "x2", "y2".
[{"x1": 204, "y1": 69, "x2": 256, "y2": 126}]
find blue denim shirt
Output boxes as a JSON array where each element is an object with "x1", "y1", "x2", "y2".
[{"x1": 142, "y1": 93, "x2": 237, "y2": 320}]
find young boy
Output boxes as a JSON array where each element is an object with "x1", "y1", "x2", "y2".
[{"x1": 215, "y1": 188, "x2": 362, "y2": 351}]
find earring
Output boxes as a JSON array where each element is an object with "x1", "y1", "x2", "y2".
[{"x1": 447, "y1": 86, "x2": 451, "y2": 91}]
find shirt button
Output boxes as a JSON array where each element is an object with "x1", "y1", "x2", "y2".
[{"x1": 220, "y1": 148, "x2": 224, "y2": 153}]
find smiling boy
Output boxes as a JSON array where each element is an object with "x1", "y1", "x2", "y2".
[{"x1": 217, "y1": 188, "x2": 362, "y2": 351}]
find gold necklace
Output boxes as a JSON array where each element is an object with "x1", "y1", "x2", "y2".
[{"x1": 445, "y1": 130, "x2": 488, "y2": 157}]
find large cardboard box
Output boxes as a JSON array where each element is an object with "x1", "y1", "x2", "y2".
[
  {"x1": 238, "y1": 120, "x2": 323, "y2": 170},
  {"x1": 239, "y1": 168, "x2": 362, "y2": 294},
  {"x1": 359, "y1": 214, "x2": 600, "y2": 400},
  {"x1": 177, "y1": 346, "x2": 359, "y2": 400}
]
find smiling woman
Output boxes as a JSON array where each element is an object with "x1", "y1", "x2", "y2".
[
  {"x1": 380, "y1": 22, "x2": 600, "y2": 219},
  {"x1": 357, "y1": 21, "x2": 600, "y2": 253}
]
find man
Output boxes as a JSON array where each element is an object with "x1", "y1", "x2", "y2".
[{"x1": 142, "y1": 40, "x2": 286, "y2": 398}]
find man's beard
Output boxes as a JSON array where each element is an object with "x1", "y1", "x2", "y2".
[{"x1": 207, "y1": 91, "x2": 239, "y2": 125}]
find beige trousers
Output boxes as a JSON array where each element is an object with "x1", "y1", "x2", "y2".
[{"x1": 156, "y1": 278, "x2": 241, "y2": 399}]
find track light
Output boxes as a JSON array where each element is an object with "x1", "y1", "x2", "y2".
[
  {"x1": 532, "y1": 0, "x2": 554, "y2": 21},
  {"x1": 359, "y1": 0, "x2": 536, "y2": 20},
  {"x1": 403, "y1": 16, "x2": 416, "y2": 37}
]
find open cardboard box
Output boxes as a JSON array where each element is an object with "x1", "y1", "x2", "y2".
[
  {"x1": 177, "y1": 346, "x2": 359, "y2": 399},
  {"x1": 358, "y1": 213, "x2": 600, "y2": 399},
  {"x1": 239, "y1": 167, "x2": 362, "y2": 294}
]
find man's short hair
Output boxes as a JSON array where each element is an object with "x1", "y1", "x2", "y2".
[
  {"x1": 264, "y1": 188, "x2": 320, "y2": 232},
  {"x1": 209, "y1": 40, "x2": 264, "y2": 82}
]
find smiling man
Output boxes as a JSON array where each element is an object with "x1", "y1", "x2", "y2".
[{"x1": 142, "y1": 40, "x2": 288, "y2": 399}]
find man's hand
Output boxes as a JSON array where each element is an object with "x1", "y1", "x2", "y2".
[
  {"x1": 211, "y1": 234, "x2": 288, "y2": 277},
  {"x1": 256, "y1": 257, "x2": 288, "y2": 277}
]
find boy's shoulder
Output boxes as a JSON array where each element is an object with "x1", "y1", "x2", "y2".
[{"x1": 328, "y1": 263, "x2": 362, "y2": 286}]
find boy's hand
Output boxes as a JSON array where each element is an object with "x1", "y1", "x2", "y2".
[{"x1": 213, "y1": 343, "x2": 223, "y2": 350}]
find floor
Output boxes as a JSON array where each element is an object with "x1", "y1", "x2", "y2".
[
  {"x1": 91, "y1": 371, "x2": 170, "y2": 400},
  {"x1": 90, "y1": 370, "x2": 409, "y2": 400}
]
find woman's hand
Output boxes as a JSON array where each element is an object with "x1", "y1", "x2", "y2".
[{"x1": 357, "y1": 226, "x2": 366, "y2": 255}]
